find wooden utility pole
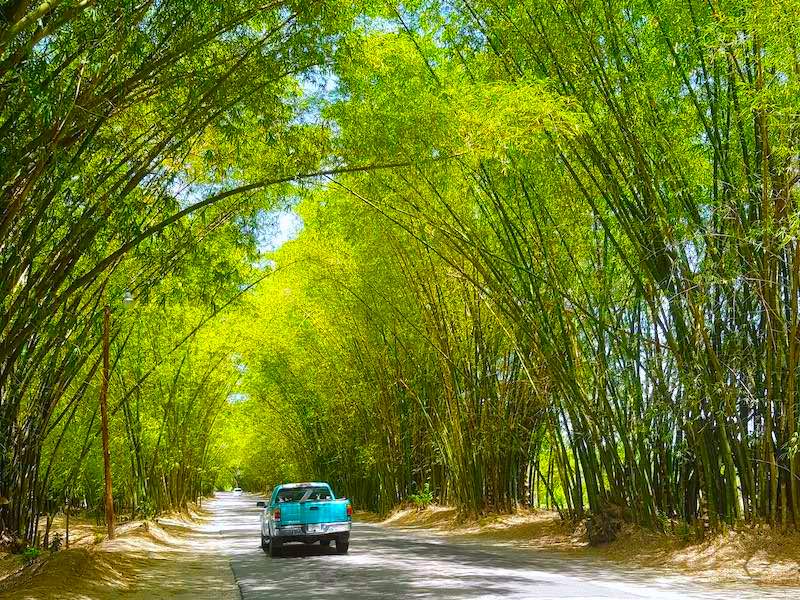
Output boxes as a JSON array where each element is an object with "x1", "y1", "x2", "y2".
[{"x1": 100, "y1": 303, "x2": 115, "y2": 539}]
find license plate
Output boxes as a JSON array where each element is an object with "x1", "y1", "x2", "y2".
[{"x1": 307, "y1": 525, "x2": 322, "y2": 533}]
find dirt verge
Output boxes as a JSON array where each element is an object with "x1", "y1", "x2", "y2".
[
  {"x1": 367, "y1": 505, "x2": 800, "y2": 587},
  {"x1": 0, "y1": 503, "x2": 238, "y2": 600}
]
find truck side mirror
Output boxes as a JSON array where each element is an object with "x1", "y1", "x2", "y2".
[{"x1": 256, "y1": 501, "x2": 265, "y2": 508}]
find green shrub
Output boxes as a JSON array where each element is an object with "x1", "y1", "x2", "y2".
[
  {"x1": 137, "y1": 500, "x2": 157, "y2": 519},
  {"x1": 409, "y1": 483, "x2": 434, "y2": 509},
  {"x1": 22, "y1": 547, "x2": 41, "y2": 565},
  {"x1": 675, "y1": 520, "x2": 692, "y2": 543}
]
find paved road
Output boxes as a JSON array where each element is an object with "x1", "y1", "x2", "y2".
[{"x1": 213, "y1": 493, "x2": 796, "y2": 599}]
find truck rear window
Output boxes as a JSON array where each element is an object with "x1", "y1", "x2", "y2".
[{"x1": 276, "y1": 486, "x2": 332, "y2": 502}]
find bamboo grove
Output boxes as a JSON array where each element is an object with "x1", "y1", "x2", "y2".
[
  {"x1": 0, "y1": 0, "x2": 351, "y2": 544},
  {"x1": 3, "y1": 0, "x2": 800, "y2": 550},
  {"x1": 237, "y1": 0, "x2": 800, "y2": 532}
]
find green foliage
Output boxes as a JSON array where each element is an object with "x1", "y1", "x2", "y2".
[
  {"x1": 409, "y1": 484, "x2": 435, "y2": 509},
  {"x1": 0, "y1": 0, "x2": 355, "y2": 541},
  {"x1": 135, "y1": 501, "x2": 158, "y2": 520},
  {"x1": 230, "y1": 0, "x2": 800, "y2": 530},
  {"x1": 22, "y1": 547, "x2": 41, "y2": 565},
  {"x1": 675, "y1": 521, "x2": 693, "y2": 544}
]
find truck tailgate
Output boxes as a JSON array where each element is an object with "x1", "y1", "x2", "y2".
[
  {"x1": 301, "y1": 499, "x2": 349, "y2": 524},
  {"x1": 277, "y1": 502, "x2": 302, "y2": 525}
]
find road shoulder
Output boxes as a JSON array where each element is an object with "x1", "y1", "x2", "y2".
[
  {"x1": 367, "y1": 505, "x2": 800, "y2": 588},
  {"x1": 0, "y1": 499, "x2": 240, "y2": 599}
]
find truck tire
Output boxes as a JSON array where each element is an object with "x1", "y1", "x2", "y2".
[
  {"x1": 335, "y1": 535, "x2": 349, "y2": 554},
  {"x1": 261, "y1": 533, "x2": 268, "y2": 551},
  {"x1": 269, "y1": 538, "x2": 282, "y2": 557}
]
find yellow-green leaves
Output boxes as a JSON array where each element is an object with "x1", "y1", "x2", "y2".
[
  {"x1": 450, "y1": 80, "x2": 584, "y2": 161},
  {"x1": 330, "y1": 31, "x2": 583, "y2": 168}
]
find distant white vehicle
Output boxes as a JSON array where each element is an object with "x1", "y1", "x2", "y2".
[{"x1": 233, "y1": 487, "x2": 243, "y2": 496}]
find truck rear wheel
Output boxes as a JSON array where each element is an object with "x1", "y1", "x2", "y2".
[
  {"x1": 335, "y1": 534, "x2": 349, "y2": 554},
  {"x1": 269, "y1": 538, "x2": 282, "y2": 557},
  {"x1": 260, "y1": 533, "x2": 268, "y2": 551}
]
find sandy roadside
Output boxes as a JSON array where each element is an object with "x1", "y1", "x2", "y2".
[
  {"x1": 374, "y1": 505, "x2": 800, "y2": 588},
  {"x1": 0, "y1": 498, "x2": 239, "y2": 600}
]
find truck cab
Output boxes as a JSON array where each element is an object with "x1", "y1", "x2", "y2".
[{"x1": 257, "y1": 482, "x2": 352, "y2": 557}]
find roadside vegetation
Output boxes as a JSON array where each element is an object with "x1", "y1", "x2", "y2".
[
  {"x1": 2, "y1": 0, "x2": 800, "y2": 579},
  {"x1": 239, "y1": 0, "x2": 800, "y2": 538}
]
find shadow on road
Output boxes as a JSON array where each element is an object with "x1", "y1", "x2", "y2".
[
  {"x1": 217, "y1": 493, "x2": 797, "y2": 600},
  {"x1": 266, "y1": 543, "x2": 340, "y2": 558}
]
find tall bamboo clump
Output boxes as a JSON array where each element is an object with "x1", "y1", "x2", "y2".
[
  {"x1": 379, "y1": 0, "x2": 800, "y2": 527},
  {"x1": 301, "y1": 0, "x2": 800, "y2": 528},
  {"x1": 249, "y1": 201, "x2": 550, "y2": 515},
  {"x1": 0, "y1": 0, "x2": 339, "y2": 542},
  {"x1": 459, "y1": 0, "x2": 800, "y2": 528}
]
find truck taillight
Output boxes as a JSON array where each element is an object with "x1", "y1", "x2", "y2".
[
  {"x1": 346, "y1": 503, "x2": 352, "y2": 517},
  {"x1": 273, "y1": 508, "x2": 281, "y2": 521}
]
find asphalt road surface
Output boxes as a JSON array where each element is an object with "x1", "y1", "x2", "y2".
[{"x1": 213, "y1": 493, "x2": 796, "y2": 600}]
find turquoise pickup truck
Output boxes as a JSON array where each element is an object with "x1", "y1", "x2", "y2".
[{"x1": 257, "y1": 482, "x2": 352, "y2": 557}]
